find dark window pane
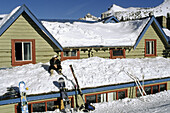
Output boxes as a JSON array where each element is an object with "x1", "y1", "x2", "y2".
[
  {"x1": 47, "y1": 101, "x2": 57, "y2": 111},
  {"x1": 160, "y1": 84, "x2": 166, "y2": 91},
  {"x1": 15, "y1": 43, "x2": 22, "y2": 61},
  {"x1": 136, "y1": 89, "x2": 142, "y2": 97},
  {"x1": 153, "y1": 85, "x2": 159, "y2": 94},
  {"x1": 71, "y1": 50, "x2": 77, "y2": 56},
  {"x1": 145, "y1": 86, "x2": 151, "y2": 95},
  {"x1": 113, "y1": 50, "x2": 123, "y2": 56},
  {"x1": 64, "y1": 51, "x2": 69, "y2": 56},
  {"x1": 97, "y1": 94, "x2": 101, "y2": 103},
  {"x1": 32, "y1": 102, "x2": 45, "y2": 112},
  {"x1": 86, "y1": 95, "x2": 96, "y2": 104},
  {"x1": 118, "y1": 91, "x2": 126, "y2": 99},
  {"x1": 146, "y1": 41, "x2": 150, "y2": 54},
  {"x1": 24, "y1": 43, "x2": 31, "y2": 60}
]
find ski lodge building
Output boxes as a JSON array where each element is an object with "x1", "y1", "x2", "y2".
[{"x1": 0, "y1": 5, "x2": 170, "y2": 113}]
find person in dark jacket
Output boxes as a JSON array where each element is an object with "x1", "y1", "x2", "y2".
[{"x1": 48, "y1": 55, "x2": 62, "y2": 75}]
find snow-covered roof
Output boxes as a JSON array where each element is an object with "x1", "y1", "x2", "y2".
[
  {"x1": 0, "y1": 57, "x2": 170, "y2": 96},
  {"x1": 42, "y1": 18, "x2": 150, "y2": 48},
  {"x1": 163, "y1": 28, "x2": 170, "y2": 39}
]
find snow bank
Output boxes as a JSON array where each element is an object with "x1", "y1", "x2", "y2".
[
  {"x1": 0, "y1": 57, "x2": 170, "y2": 96},
  {"x1": 45, "y1": 90, "x2": 170, "y2": 113}
]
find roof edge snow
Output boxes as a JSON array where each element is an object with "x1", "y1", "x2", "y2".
[{"x1": 134, "y1": 16, "x2": 169, "y2": 49}]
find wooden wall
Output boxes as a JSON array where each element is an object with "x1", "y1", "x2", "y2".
[
  {"x1": 0, "y1": 12, "x2": 59, "y2": 68},
  {"x1": 126, "y1": 23, "x2": 166, "y2": 58},
  {"x1": 0, "y1": 104, "x2": 16, "y2": 113}
]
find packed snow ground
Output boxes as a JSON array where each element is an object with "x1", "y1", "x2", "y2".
[
  {"x1": 43, "y1": 90, "x2": 170, "y2": 113},
  {"x1": 0, "y1": 57, "x2": 170, "y2": 96}
]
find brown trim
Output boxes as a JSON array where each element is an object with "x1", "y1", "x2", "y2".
[
  {"x1": 15, "y1": 97, "x2": 74, "y2": 113},
  {"x1": 85, "y1": 89, "x2": 128, "y2": 103},
  {"x1": 61, "y1": 50, "x2": 80, "y2": 61},
  {"x1": 15, "y1": 104, "x2": 18, "y2": 113},
  {"x1": 110, "y1": 49, "x2": 126, "y2": 59},
  {"x1": 11, "y1": 39, "x2": 36, "y2": 66},
  {"x1": 145, "y1": 39, "x2": 157, "y2": 57},
  {"x1": 136, "y1": 82, "x2": 167, "y2": 97}
]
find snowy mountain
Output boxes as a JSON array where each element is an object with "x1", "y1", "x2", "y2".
[{"x1": 102, "y1": 0, "x2": 170, "y2": 20}]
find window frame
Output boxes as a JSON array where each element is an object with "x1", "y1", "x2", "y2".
[
  {"x1": 145, "y1": 39, "x2": 157, "y2": 57},
  {"x1": 61, "y1": 49, "x2": 80, "y2": 61},
  {"x1": 136, "y1": 83, "x2": 167, "y2": 97},
  {"x1": 110, "y1": 49, "x2": 126, "y2": 59},
  {"x1": 85, "y1": 89, "x2": 127, "y2": 104},
  {"x1": 15, "y1": 97, "x2": 74, "y2": 113},
  {"x1": 11, "y1": 39, "x2": 36, "y2": 66}
]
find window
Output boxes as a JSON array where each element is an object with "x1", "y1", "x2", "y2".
[
  {"x1": 11, "y1": 39, "x2": 36, "y2": 66},
  {"x1": 145, "y1": 86, "x2": 151, "y2": 95},
  {"x1": 86, "y1": 95, "x2": 97, "y2": 104},
  {"x1": 15, "y1": 42, "x2": 32, "y2": 61},
  {"x1": 15, "y1": 97, "x2": 74, "y2": 113},
  {"x1": 145, "y1": 39, "x2": 156, "y2": 57},
  {"x1": 160, "y1": 84, "x2": 166, "y2": 91},
  {"x1": 33, "y1": 102, "x2": 45, "y2": 112},
  {"x1": 136, "y1": 83, "x2": 167, "y2": 97},
  {"x1": 118, "y1": 90, "x2": 126, "y2": 99},
  {"x1": 61, "y1": 50, "x2": 80, "y2": 61},
  {"x1": 64, "y1": 50, "x2": 77, "y2": 57},
  {"x1": 85, "y1": 89, "x2": 127, "y2": 104},
  {"x1": 110, "y1": 49, "x2": 125, "y2": 59}
]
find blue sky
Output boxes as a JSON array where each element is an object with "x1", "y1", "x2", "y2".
[{"x1": 0, "y1": 0, "x2": 164, "y2": 19}]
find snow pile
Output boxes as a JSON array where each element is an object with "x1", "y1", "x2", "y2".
[
  {"x1": 44, "y1": 90, "x2": 170, "y2": 113},
  {"x1": 88, "y1": 90, "x2": 170, "y2": 113},
  {"x1": 0, "y1": 57, "x2": 170, "y2": 96},
  {"x1": 42, "y1": 18, "x2": 149, "y2": 47},
  {"x1": 163, "y1": 28, "x2": 170, "y2": 37},
  {"x1": 103, "y1": 0, "x2": 170, "y2": 20}
]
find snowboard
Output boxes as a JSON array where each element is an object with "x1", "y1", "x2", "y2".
[
  {"x1": 19, "y1": 81, "x2": 29, "y2": 113},
  {"x1": 58, "y1": 77, "x2": 72, "y2": 113}
]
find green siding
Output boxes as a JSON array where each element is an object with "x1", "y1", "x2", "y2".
[{"x1": 0, "y1": 12, "x2": 59, "y2": 68}]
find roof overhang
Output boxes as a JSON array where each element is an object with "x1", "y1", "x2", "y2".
[{"x1": 0, "y1": 4, "x2": 63, "y2": 51}]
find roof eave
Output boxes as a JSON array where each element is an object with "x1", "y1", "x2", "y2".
[{"x1": 0, "y1": 4, "x2": 63, "y2": 51}]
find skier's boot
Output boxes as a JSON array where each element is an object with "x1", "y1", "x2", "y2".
[{"x1": 50, "y1": 69, "x2": 54, "y2": 76}]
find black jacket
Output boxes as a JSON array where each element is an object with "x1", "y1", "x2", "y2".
[{"x1": 50, "y1": 58, "x2": 62, "y2": 69}]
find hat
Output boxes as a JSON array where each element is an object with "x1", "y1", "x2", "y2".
[{"x1": 53, "y1": 55, "x2": 58, "y2": 58}]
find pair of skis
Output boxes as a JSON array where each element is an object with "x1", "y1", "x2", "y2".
[{"x1": 69, "y1": 65, "x2": 95, "y2": 112}]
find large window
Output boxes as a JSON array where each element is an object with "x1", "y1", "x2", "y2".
[
  {"x1": 145, "y1": 39, "x2": 156, "y2": 57},
  {"x1": 85, "y1": 89, "x2": 127, "y2": 104},
  {"x1": 61, "y1": 49, "x2": 80, "y2": 61},
  {"x1": 15, "y1": 97, "x2": 74, "y2": 113},
  {"x1": 11, "y1": 39, "x2": 36, "y2": 66},
  {"x1": 110, "y1": 49, "x2": 125, "y2": 59},
  {"x1": 136, "y1": 83, "x2": 167, "y2": 97}
]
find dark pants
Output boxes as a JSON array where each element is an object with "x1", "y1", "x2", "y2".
[{"x1": 48, "y1": 66, "x2": 62, "y2": 74}]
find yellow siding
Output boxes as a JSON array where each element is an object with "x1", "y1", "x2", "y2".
[
  {"x1": 0, "y1": 12, "x2": 58, "y2": 68},
  {"x1": 126, "y1": 24, "x2": 166, "y2": 58},
  {"x1": 0, "y1": 104, "x2": 16, "y2": 113}
]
